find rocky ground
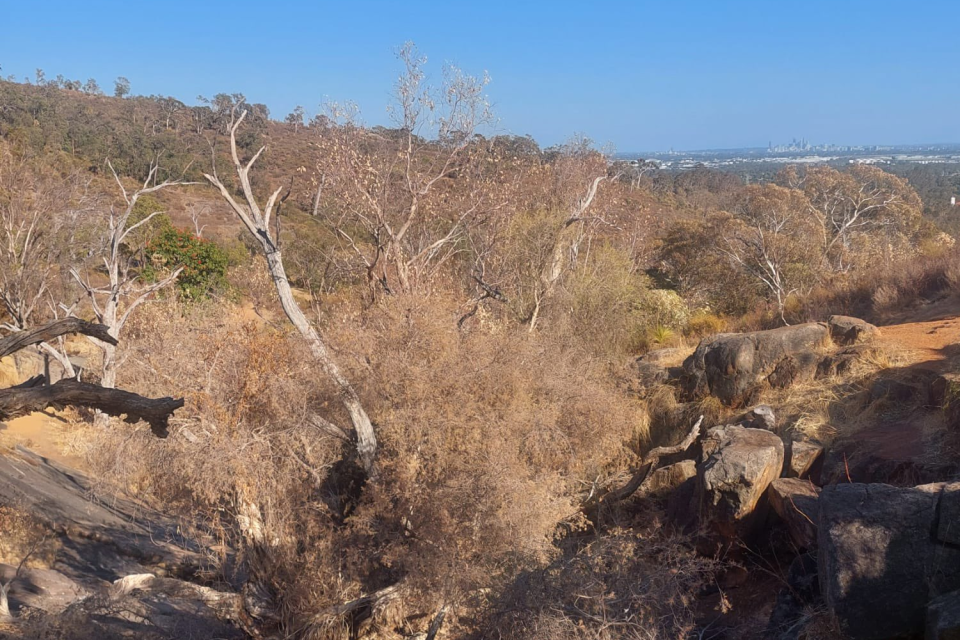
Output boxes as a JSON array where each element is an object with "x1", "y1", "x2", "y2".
[{"x1": 633, "y1": 299, "x2": 960, "y2": 640}]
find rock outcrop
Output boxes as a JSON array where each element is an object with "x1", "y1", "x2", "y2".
[
  {"x1": 698, "y1": 425, "x2": 784, "y2": 548},
  {"x1": 818, "y1": 482, "x2": 960, "y2": 640},
  {"x1": 681, "y1": 323, "x2": 829, "y2": 405},
  {"x1": 0, "y1": 445, "x2": 244, "y2": 638},
  {"x1": 827, "y1": 315, "x2": 879, "y2": 345}
]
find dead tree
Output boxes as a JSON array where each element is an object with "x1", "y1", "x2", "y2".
[
  {"x1": 71, "y1": 159, "x2": 192, "y2": 390},
  {"x1": 0, "y1": 318, "x2": 183, "y2": 436},
  {"x1": 527, "y1": 172, "x2": 609, "y2": 332},
  {"x1": 204, "y1": 110, "x2": 378, "y2": 477},
  {"x1": 0, "y1": 147, "x2": 93, "y2": 380},
  {"x1": 583, "y1": 415, "x2": 703, "y2": 517}
]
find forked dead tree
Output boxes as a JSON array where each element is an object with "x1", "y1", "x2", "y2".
[
  {"x1": 204, "y1": 110, "x2": 378, "y2": 476},
  {"x1": 71, "y1": 159, "x2": 192, "y2": 390}
]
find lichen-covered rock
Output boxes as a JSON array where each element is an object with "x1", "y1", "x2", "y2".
[
  {"x1": 741, "y1": 404, "x2": 776, "y2": 431},
  {"x1": 681, "y1": 323, "x2": 829, "y2": 405},
  {"x1": 767, "y1": 477, "x2": 819, "y2": 549},
  {"x1": 828, "y1": 315, "x2": 879, "y2": 345},
  {"x1": 698, "y1": 425, "x2": 784, "y2": 547},
  {"x1": 818, "y1": 482, "x2": 960, "y2": 640}
]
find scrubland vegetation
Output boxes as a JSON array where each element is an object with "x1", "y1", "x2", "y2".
[{"x1": 0, "y1": 47, "x2": 959, "y2": 639}]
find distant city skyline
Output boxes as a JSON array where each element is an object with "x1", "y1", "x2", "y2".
[{"x1": 1, "y1": 0, "x2": 959, "y2": 152}]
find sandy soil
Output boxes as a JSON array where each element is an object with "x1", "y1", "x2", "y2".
[{"x1": 0, "y1": 412, "x2": 83, "y2": 468}]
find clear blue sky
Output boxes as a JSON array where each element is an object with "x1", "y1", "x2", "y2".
[{"x1": 2, "y1": 0, "x2": 957, "y2": 151}]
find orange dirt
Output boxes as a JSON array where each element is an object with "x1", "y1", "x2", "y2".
[{"x1": 876, "y1": 296, "x2": 960, "y2": 371}]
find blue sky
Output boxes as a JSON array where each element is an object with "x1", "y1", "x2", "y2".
[{"x1": 1, "y1": 0, "x2": 957, "y2": 151}]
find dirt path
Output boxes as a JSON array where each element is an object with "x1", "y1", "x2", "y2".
[{"x1": 877, "y1": 296, "x2": 960, "y2": 371}]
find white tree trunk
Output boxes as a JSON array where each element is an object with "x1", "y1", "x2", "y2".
[{"x1": 263, "y1": 249, "x2": 378, "y2": 473}]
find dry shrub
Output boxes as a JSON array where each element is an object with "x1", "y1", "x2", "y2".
[
  {"x1": 335, "y1": 294, "x2": 646, "y2": 616},
  {"x1": 686, "y1": 311, "x2": 727, "y2": 339},
  {"x1": 0, "y1": 506, "x2": 57, "y2": 568},
  {"x1": 87, "y1": 292, "x2": 647, "y2": 638},
  {"x1": 798, "y1": 246, "x2": 960, "y2": 323},
  {"x1": 478, "y1": 526, "x2": 718, "y2": 640}
]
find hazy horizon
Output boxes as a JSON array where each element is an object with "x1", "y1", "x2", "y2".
[{"x1": 3, "y1": 0, "x2": 958, "y2": 152}]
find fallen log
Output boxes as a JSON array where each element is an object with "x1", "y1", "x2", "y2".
[
  {"x1": 0, "y1": 380, "x2": 183, "y2": 437},
  {"x1": 0, "y1": 318, "x2": 116, "y2": 359}
]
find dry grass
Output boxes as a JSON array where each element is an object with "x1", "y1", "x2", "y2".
[
  {"x1": 758, "y1": 341, "x2": 912, "y2": 443},
  {"x1": 478, "y1": 525, "x2": 720, "y2": 640}
]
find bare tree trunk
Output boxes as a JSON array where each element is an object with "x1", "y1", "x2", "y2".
[
  {"x1": 311, "y1": 174, "x2": 325, "y2": 217},
  {"x1": 205, "y1": 110, "x2": 378, "y2": 476},
  {"x1": 263, "y1": 249, "x2": 378, "y2": 473}
]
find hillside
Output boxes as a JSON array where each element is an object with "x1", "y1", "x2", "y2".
[{"x1": 0, "y1": 73, "x2": 958, "y2": 640}]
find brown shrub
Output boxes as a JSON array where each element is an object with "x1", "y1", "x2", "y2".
[{"x1": 87, "y1": 292, "x2": 647, "y2": 637}]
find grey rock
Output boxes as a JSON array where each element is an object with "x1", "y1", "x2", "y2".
[
  {"x1": 645, "y1": 460, "x2": 697, "y2": 497},
  {"x1": 828, "y1": 315, "x2": 879, "y2": 345},
  {"x1": 818, "y1": 482, "x2": 960, "y2": 640},
  {"x1": 786, "y1": 440, "x2": 823, "y2": 479},
  {"x1": 681, "y1": 323, "x2": 829, "y2": 405},
  {"x1": 0, "y1": 446, "x2": 210, "y2": 584},
  {"x1": 699, "y1": 425, "x2": 784, "y2": 548},
  {"x1": 938, "y1": 483, "x2": 960, "y2": 546},
  {"x1": 767, "y1": 477, "x2": 819, "y2": 549},
  {"x1": 0, "y1": 564, "x2": 90, "y2": 614},
  {"x1": 927, "y1": 589, "x2": 960, "y2": 640},
  {"x1": 742, "y1": 404, "x2": 776, "y2": 430}
]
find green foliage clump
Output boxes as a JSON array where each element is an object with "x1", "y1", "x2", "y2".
[{"x1": 142, "y1": 226, "x2": 229, "y2": 299}]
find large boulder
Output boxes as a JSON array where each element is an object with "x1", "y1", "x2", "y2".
[
  {"x1": 818, "y1": 482, "x2": 960, "y2": 640},
  {"x1": 767, "y1": 478, "x2": 819, "y2": 549},
  {"x1": 939, "y1": 483, "x2": 960, "y2": 546},
  {"x1": 828, "y1": 315, "x2": 879, "y2": 345},
  {"x1": 821, "y1": 418, "x2": 959, "y2": 486},
  {"x1": 698, "y1": 425, "x2": 784, "y2": 548},
  {"x1": 681, "y1": 323, "x2": 829, "y2": 405}
]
